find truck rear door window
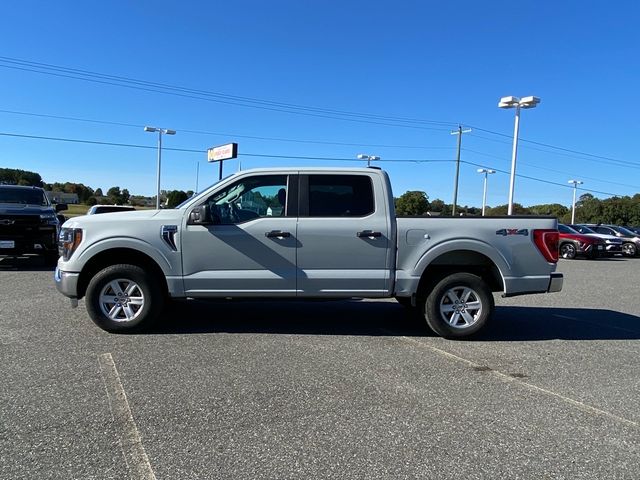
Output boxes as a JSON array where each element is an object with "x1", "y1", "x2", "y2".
[{"x1": 308, "y1": 175, "x2": 374, "y2": 217}]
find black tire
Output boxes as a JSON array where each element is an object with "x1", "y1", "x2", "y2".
[
  {"x1": 560, "y1": 242, "x2": 577, "y2": 259},
  {"x1": 622, "y1": 242, "x2": 637, "y2": 257},
  {"x1": 85, "y1": 264, "x2": 164, "y2": 333},
  {"x1": 422, "y1": 272, "x2": 494, "y2": 338}
]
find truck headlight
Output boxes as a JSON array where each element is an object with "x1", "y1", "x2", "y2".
[
  {"x1": 58, "y1": 228, "x2": 83, "y2": 261},
  {"x1": 40, "y1": 213, "x2": 58, "y2": 225}
]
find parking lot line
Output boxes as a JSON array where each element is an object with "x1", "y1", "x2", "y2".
[
  {"x1": 381, "y1": 331, "x2": 638, "y2": 430},
  {"x1": 98, "y1": 353, "x2": 157, "y2": 480}
]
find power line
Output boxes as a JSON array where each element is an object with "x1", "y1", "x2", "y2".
[
  {"x1": 0, "y1": 56, "x2": 455, "y2": 131},
  {"x1": 469, "y1": 126, "x2": 640, "y2": 169},
  {"x1": 0, "y1": 108, "x2": 453, "y2": 150},
  {"x1": 460, "y1": 159, "x2": 623, "y2": 197},
  {"x1": 4, "y1": 56, "x2": 639, "y2": 172},
  {"x1": 0, "y1": 130, "x2": 454, "y2": 163},
  {"x1": 462, "y1": 147, "x2": 640, "y2": 191}
]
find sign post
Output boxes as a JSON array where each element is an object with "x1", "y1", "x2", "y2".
[{"x1": 207, "y1": 143, "x2": 238, "y2": 180}]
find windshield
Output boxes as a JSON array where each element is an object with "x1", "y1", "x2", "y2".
[
  {"x1": 175, "y1": 175, "x2": 232, "y2": 209},
  {"x1": 0, "y1": 188, "x2": 48, "y2": 206},
  {"x1": 613, "y1": 226, "x2": 637, "y2": 236},
  {"x1": 573, "y1": 225, "x2": 595, "y2": 234},
  {"x1": 558, "y1": 224, "x2": 578, "y2": 234}
]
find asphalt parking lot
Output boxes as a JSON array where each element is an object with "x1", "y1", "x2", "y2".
[{"x1": 1, "y1": 256, "x2": 639, "y2": 479}]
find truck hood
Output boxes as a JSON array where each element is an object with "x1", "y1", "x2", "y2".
[
  {"x1": 62, "y1": 208, "x2": 183, "y2": 228},
  {"x1": 0, "y1": 203, "x2": 54, "y2": 216}
]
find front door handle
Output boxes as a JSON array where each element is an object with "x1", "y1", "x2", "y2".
[
  {"x1": 265, "y1": 230, "x2": 291, "y2": 238},
  {"x1": 357, "y1": 230, "x2": 382, "y2": 238}
]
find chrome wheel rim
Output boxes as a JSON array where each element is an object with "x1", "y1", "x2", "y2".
[
  {"x1": 560, "y1": 244, "x2": 575, "y2": 259},
  {"x1": 99, "y1": 279, "x2": 145, "y2": 322},
  {"x1": 439, "y1": 286, "x2": 483, "y2": 329},
  {"x1": 623, "y1": 244, "x2": 636, "y2": 256}
]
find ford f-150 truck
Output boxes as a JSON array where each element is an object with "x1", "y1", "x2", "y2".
[{"x1": 54, "y1": 167, "x2": 562, "y2": 337}]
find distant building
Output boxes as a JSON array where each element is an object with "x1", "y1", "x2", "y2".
[{"x1": 45, "y1": 191, "x2": 79, "y2": 204}]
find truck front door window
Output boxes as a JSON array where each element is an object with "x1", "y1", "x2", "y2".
[{"x1": 206, "y1": 175, "x2": 288, "y2": 224}]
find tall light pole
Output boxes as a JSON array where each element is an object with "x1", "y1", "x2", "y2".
[
  {"x1": 356, "y1": 154, "x2": 380, "y2": 167},
  {"x1": 498, "y1": 96, "x2": 540, "y2": 215},
  {"x1": 477, "y1": 168, "x2": 496, "y2": 216},
  {"x1": 450, "y1": 125, "x2": 472, "y2": 216},
  {"x1": 144, "y1": 126, "x2": 176, "y2": 209},
  {"x1": 568, "y1": 179, "x2": 583, "y2": 224}
]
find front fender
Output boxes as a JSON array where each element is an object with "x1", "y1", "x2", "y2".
[{"x1": 70, "y1": 237, "x2": 175, "y2": 275}]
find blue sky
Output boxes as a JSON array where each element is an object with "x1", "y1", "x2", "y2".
[{"x1": 1, "y1": 1, "x2": 639, "y2": 207}]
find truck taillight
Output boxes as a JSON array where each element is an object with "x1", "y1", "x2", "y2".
[{"x1": 533, "y1": 229, "x2": 559, "y2": 263}]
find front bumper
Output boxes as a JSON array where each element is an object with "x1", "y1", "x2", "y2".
[
  {"x1": 0, "y1": 227, "x2": 57, "y2": 255},
  {"x1": 54, "y1": 267, "x2": 80, "y2": 299}
]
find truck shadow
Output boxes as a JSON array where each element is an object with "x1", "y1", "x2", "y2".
[{"x1": 153, "y1": 300, "x2": 640, "y2": 341}]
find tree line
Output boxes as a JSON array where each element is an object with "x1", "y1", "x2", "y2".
[
  {"x1": 0, "y1": 167, "x2": 191, "y2": 208},
  {"x1": 3, "y1": 167, "x2": 639, "y2": 221},
  {"x1": 394, "y1": 191, "x2": 640, "y2": 226}
]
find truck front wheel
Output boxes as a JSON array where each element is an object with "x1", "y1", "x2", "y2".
[
  {"x1": 422, "y1": 273, "x2": 494, "y2": 338},
  {"x1": 85, "y1": 264, "x2": 164, "y2": 333}
]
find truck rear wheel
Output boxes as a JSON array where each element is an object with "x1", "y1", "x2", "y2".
[
  {"x1": 422, "y1": 272, "x2": 494, "y2": 338},
  {"x1": 85, "y1": 264, "x2": 164, "y2": 333}
]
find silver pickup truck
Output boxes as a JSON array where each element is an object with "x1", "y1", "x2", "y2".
[{"x1": 55, "y1": 167, "x2": 562, "y2": 337}]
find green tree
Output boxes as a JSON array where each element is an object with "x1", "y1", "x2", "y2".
[
  {"x1": 395, "y1": 191, "x2": 429, "y2": 216},
  {"x1": 107, "y1": 186, "x2": 126, "y2": 205},
  {"x1": 0, "y1": 168, "x2": 43, "y2": 186},
  {"x1": 485, "y1": 203, "x2": 530, "y2": 216},
  {"x1": 94, "y1": 188, "x2": 103, "y2": 197},
  {"x1": 166, "y1": 190, "x2": 188, "y2": 208}
]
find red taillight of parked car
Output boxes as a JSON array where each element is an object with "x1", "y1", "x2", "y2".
[{"x1": 533, "y1": 229, "x2": 559, "y2": 263}]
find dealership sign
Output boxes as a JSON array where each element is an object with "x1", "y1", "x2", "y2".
[{"x1": 207, "y1": 143, "x2": 238, "y2": 162}]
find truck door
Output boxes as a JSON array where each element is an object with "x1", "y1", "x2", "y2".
[
  {"x1": 296, "y1": 173, "x2": 392, "y2": 297},
  {"x1": 182, "y1": 174, "x2": 298, "y2": 297}
]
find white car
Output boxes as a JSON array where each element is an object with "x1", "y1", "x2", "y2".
[{"x1": 86, "y1": 205, "x2": 136, "y2": 215}]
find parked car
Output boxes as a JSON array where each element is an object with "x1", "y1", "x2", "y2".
[
  {"x1": 582, "y1": 224, "x2": 640, "y2": 257},
  {"x1": 567, "y1": 224, "x2": 623, "y2": 255},
  {"x1": 87, "y1": 205, "x2": 136, "y2": 215},
  {"x1": 557, "y1": 224, "x2": 606, "y2": 259},
  {"x1": 54, "y1": 167, "x2": 563, "y2": 338},
  {"x1": 0, "y1": 185, "x2": 67, "y2": 264}
]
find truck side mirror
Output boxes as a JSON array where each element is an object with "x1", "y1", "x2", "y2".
[
  {"x1": 55, "y1": 203, "x2": 68, "y2": 212},
  {"x1": 188, "y1": 204, "x2": 212, "y2": 225}
]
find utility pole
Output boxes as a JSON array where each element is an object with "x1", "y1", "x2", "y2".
[
  {"x1": 195, "y1": 161, "x2": 200, "y2": 193},
  {"x1": 450, "y1": 125, "x2": 471, "y2": 216}
]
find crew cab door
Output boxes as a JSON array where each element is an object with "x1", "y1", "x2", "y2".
[
  {"x1": 295, "y1": 173, "x2": 392, "y2": 297},
  {"x1": 181, "y1": 173, "x2": 298, "y2": 297}
]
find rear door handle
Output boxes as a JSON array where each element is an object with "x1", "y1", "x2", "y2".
[
  {"x1": 357, "y1": 230, "x2": 382, "y2": 238},
  {"x1": 265, "y1": 230, "x2": 291, "y2": 238}
]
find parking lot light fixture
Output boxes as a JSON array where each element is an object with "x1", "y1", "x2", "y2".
[
  {"x1": 356, "y1": 154, "x2": 380, "y2": 167},
  {"x1": 477, "y1": 168, "x2": 496, "y2": 216},
  {"x1": 144, "y1": 126, "x2": 176, "y2": 209},
  {"x1": 568, "y1": 179, "x2": 584, "y2": 224},
  {"x1": 498, "y1": 95, "x2": 540, "y2": 215}
]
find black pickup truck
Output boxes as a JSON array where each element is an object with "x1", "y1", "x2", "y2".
[{"x1": 0, "y1": 185, "x2": 67, "y2": 264}]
